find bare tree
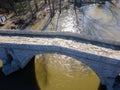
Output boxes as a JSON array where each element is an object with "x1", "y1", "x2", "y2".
[
  {"x1": 48, "y1": 0, "x2": 53, "y2": 18},
  {"x1": 33, "y1": 0, "x2": 38, "y2": 11},
  {"x1": 44, "y1": 0, "x2": 47, "y2": 4},
  {"x1": 74, "y1": 0, "x2": 77, "y2": 9},
  {"x1": 59, "y1": 0, "x2": 62, "y2": 14},
  {"x1": 26, "y1": 0, "x2": 34, "y2": 18},
  {"x1": 8, "y1": 0, "x2": 17, "y2": 14},
  {"x1": 51, "y1": 0, "x2": 55, "y2": 16}
]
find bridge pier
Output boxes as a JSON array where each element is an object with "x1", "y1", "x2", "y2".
[
  {"x1": 104, "y1": 77, "x2": 115, "y2": 90},
  {"x1": 0, "y1": 48, "x2": 21, "y2": 75},
  {"x1": 2, "y1": 60, "x2": 20, "y2": 75}
]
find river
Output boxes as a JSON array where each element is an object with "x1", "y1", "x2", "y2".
[{"x1": 34, "y1": 54, "x2": 100, "y2": 90}]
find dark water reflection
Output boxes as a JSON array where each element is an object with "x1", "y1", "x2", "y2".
[{"x1": 0, "y1": 57, "x2": 40, "y2": 90}]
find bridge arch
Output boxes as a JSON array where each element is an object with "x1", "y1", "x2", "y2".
[
  {"x1": 26, "y1": 48, "x2": 101, "y2": 76},
  {"x1": 10, "y1": 45, "x2": 109, "y2": 86},
  {"x1": 0, "y1": 43, "x2": 120, "y2": 90},
  {"x1": 31, "y1": 52, "x2": 101, "y2": 76}
]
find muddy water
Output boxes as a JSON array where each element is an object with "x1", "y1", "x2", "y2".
[{"x1": 34, "y1": 54, "x2": 100, "y2": 90}]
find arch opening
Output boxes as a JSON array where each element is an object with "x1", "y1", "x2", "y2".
[{"x1": 32, "y1": 53, "x2": 103, "y2": 90}]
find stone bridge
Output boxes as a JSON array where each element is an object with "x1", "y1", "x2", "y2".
[{"x1": 0, "y1": 30, "x2": 120, "y2": 90}]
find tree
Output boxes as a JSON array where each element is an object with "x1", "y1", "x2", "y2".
[
  {"x1": 44, "y1": 0, "x2": 47, "y2": 4},
  {"x1": 48, "y1": 0, "x2": 53, "y2": 18},
  {"x1": 33, "y1": 0, "x2": 38, "y2": 11},
  {"x1": 51, "y1": 0, "x2": 55, "y2": 17},
  {"x1": 74, "y1": 0, "x2": 77, "y2": 9},
  {"x1": 0, "y1": 0, "x2": 17, "y2": 14},
  {"x1": 59, "y1": 0, "x2": 61, "y2": 14},
  {"x1": 26, "y1": 0, "x2": 34, "y2": 18}
]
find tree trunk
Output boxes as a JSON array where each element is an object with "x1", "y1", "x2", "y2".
[
  {"x1": 26, "y1": 0, "x2": 34, "y2": 18},
  {"x1": 74, "y1": 0, "x2": 77, "y2": 9},
  {"x1": 8, "y1": 0, "x2": 17, "y2": 14},
  {"x1": 59, "y1": 0, "x2": 61, "y2": 14},
  {"x1": 48, "y1": 0, "x2": 53, "y2": 18},
  {"x1": 33, "y1": 0, "x2": 38, "y2": 11},
  {"x1": 44, "y1": 0, "x2": 47, "y2": 4},
  {"x1": 18, "y1": 0, "x2": 25, "y2": 12},
  {"x1": 51, "y1": 0, "x2": 55, "y2": 17}
]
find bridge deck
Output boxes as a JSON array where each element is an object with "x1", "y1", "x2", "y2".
[{"x1": 0, "y1": 30, "x2": 119, "y2": 60}]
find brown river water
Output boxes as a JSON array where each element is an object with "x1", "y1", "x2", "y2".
[{"x1": 34, "y1": 54, "x2": 100, "y2": 90}]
